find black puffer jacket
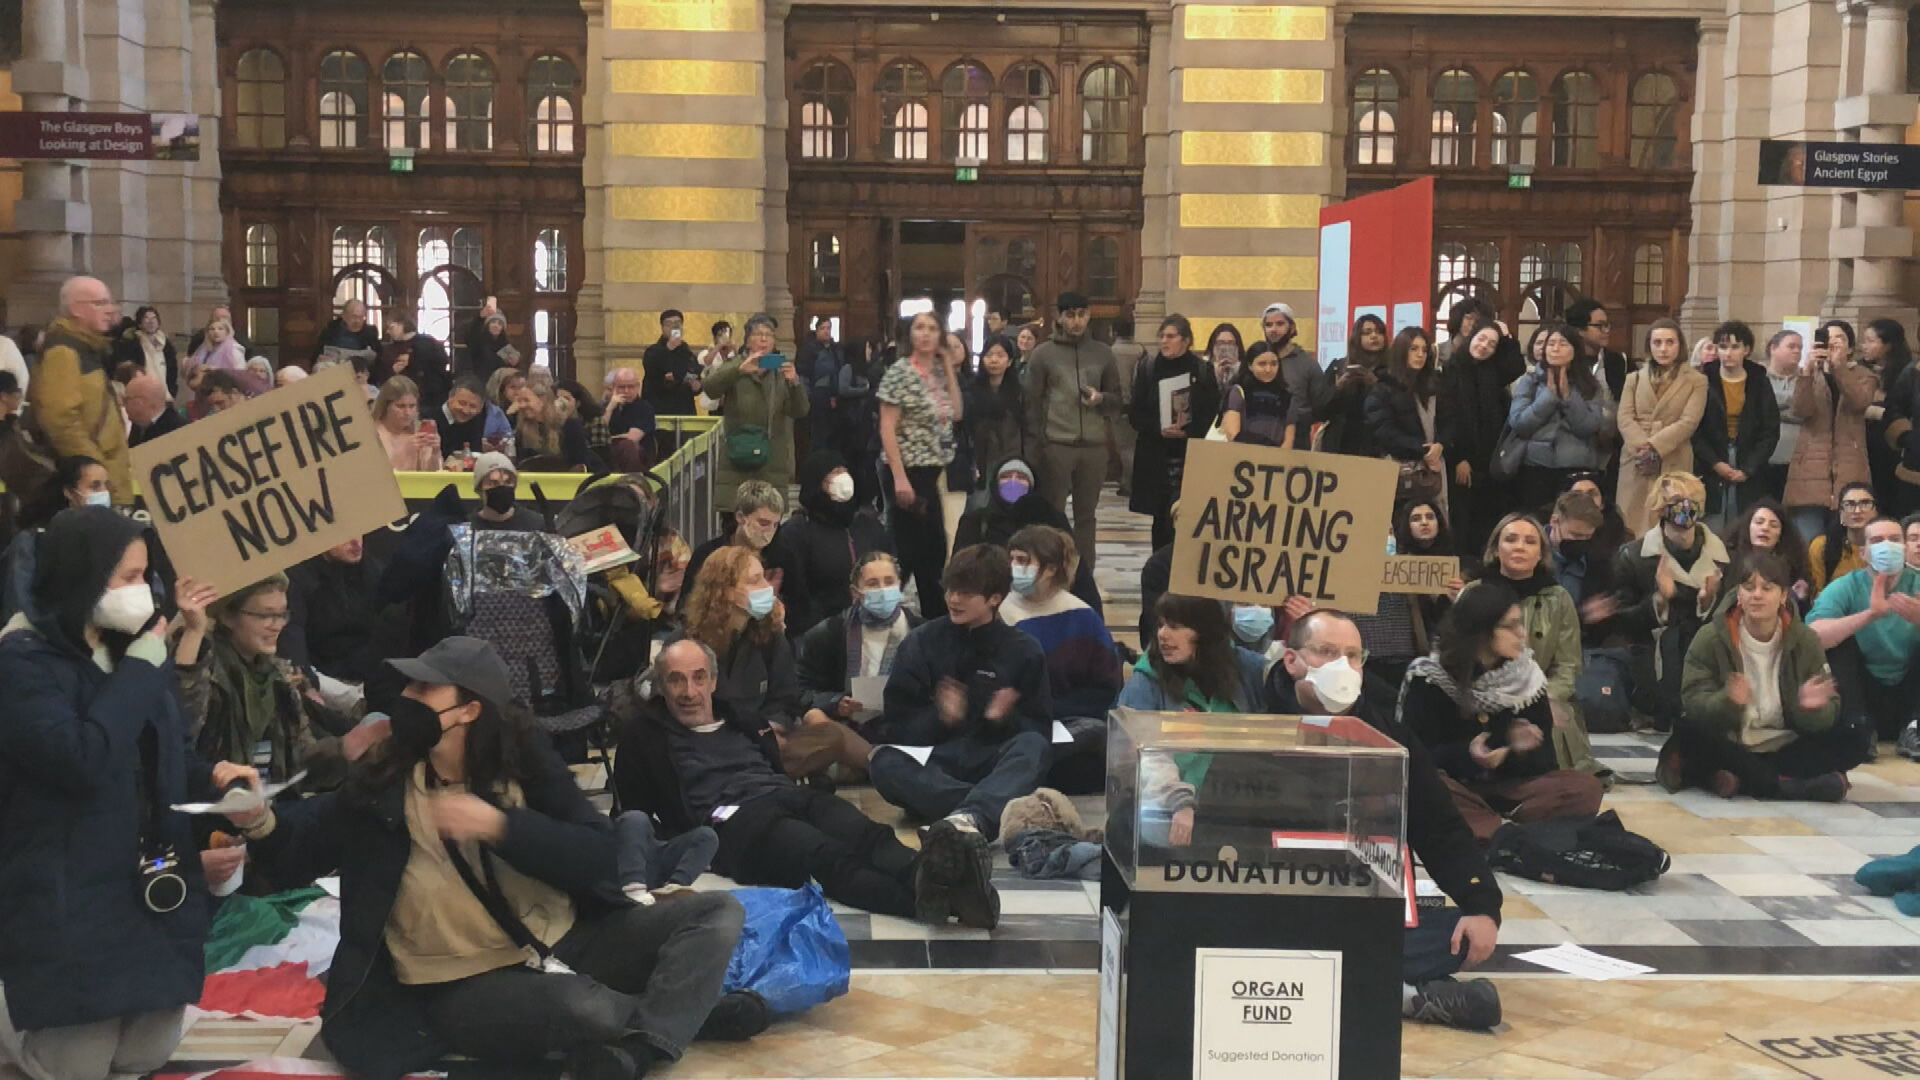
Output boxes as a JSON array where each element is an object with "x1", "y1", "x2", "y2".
[
  {"x1": 1364, "y1": 367, "x2": 1451, "y2": 461},
  {"x1": 1442, "y1": 336, "x2": 1525, "y2": 482},
  {"x1": 776, "y1": 450, "x2": 894, "y2": 637},
  {"x1": 954, "y1": 455, "x2": 1104, "y2": 617}
]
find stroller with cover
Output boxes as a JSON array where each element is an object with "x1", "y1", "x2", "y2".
[{"x1": 556, "y1": 470, "x2": 685, "y2": 686}]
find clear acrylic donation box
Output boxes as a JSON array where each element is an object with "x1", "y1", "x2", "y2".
[{"x1": 1097, "y1": 709, "x2": 1410, "y2": 1080}]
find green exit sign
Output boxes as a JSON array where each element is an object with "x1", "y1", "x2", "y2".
[
  {"x1": 1507, "y1": 173, "x2": 1531, "y2": 189},
  {"x1": 388, "y1": 150, "x2": 415, "y2": 174},
  {"x1": 955, "y1": 165, "x2": 978, "y2": 182}
]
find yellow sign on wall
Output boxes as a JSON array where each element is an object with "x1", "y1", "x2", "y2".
[
  {"x1": 1183, "y1": 5, "x2": 1328, "y2": 42},
  {"x1": 1181, "y1": 131, "x2": 1324, "y2": 168},
  {"x1": 610, "y1": 0, "x2": 758, "y2": 32},
  {"x1": 610, "y1": 59, "x2": 757, "y2": 97}
]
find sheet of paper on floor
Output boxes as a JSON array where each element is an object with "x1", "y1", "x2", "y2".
[{"x1": 1511, "y1": 943, "x2": 1657, "y2": 980}]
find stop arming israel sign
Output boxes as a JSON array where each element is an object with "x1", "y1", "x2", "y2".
[
  {"x1": 130, "y1": 362, "x2": 406, "y2": 596},
  {"x1": 1171, "y1": 440, "x2": 1399, "y2": 616}
]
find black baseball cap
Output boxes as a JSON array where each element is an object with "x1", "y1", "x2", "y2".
[
  {"x1": 1057, "y1": 291, "x2": 1090, "y2": 312},
  {"x1": 388, "y1": 636, "x2": 517, "y2": 708}
]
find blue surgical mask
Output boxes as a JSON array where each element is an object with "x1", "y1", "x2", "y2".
[
  {"x1": 744, "y1": 585, "x2": 776, "y2": 619},
  {"x1": 83, "y1": 490, "x2": 112, "y2": 508},
  {"x1": 1384, "y1": 533, "x2": 1396, "y2": 556},
  {"x1": 1232, "y1": 605, "x2": 1274, "y2": 643},
  {"x1": 1868, "y1": 538, "x2": 1906, "y2": 575},
  {"x1": 859, "y1": 584, "x2": 902, "y2": 625},
  {"x1": 1010, "y1": 564, "x2": 1039, "y2": 596}
]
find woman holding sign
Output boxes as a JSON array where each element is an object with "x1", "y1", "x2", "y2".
[{"x1": 1128, "y1": 315, "x2": 1218, "y2": 552}]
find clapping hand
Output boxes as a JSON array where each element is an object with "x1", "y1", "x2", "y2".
[
  {"x1": 1797, "y1": 673, "x2": 1837, "y2": 712},
  {"x1": 1468, "y1": 733, "x2": 1509, "y2": 772},
  {"x1": 176, "y1": 577, "x2": 218, "y2": 635},
  {"x1": 983, "y1": 687, "x2": 1021, "y2": 725},
  {"x1": 936, "y1": 678, "x2": 968, "y2": 728},
  {"x1": 1507, "y1": 720, "x2": 1544, "y2": 755},
  {"x1": 428, "y1": 793, "x2": 508, "y2": 844},
  {"x1": 1726, "y1": 672, "x2": 1751, "y2": 707}
]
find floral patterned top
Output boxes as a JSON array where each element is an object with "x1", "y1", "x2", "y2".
[{"x1": 877, "y1": 357, "x2": 956, "y2": 468}]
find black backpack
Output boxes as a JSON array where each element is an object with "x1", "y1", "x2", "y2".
[{"x1": 1487, "y1": 810, "x2": 1670, "y2": 891}]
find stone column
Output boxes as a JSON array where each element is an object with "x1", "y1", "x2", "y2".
[
  {"x1": 11, "y1": 0, "x2": 83, "y2": 324},
  {"x1": 1134, "y1": 8, "x2": 1173, "y2": 331},
  {"x1": 1829, "y1": 0, "x2": 1917, "y2": 323},
  {"x1": 762, "y1": 0, "x2": 795, "y2": 352}
]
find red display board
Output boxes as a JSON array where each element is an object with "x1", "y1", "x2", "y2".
[{"x1": 1315, "y1": 177, "x2": 1434, "y2": 364}]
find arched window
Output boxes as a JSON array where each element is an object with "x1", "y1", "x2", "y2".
[
  {"x1": 331, "y1": 224, "x2": 398, "y2": 276},
  {"x1": 1003, "y1": 62, "x2": 1051, "y2": 163},
  {"x1": 1086, "y1": 236, "x2": 1121, "y2": 299},
  {"x1": 1551, "y1": 71, "x2": 1601, "y2": 168},
  {"x1": 1430, "y1": 69, "x2": 1477, "y2": 167},
  {"x1": 382, "y1": 51, "x2": 431, "y2": 149},
  {"x1": 1351, "y1": 68, "x2": 1398, "y2": 166},
  {"x1": 1434, "y1": 239, "x2": 1500, "y2": 345},
  {"x1": 1518, "y1": 240, "x2": 1582, "y2": 342},
  {"x1": 234, "y1": 49, "x2": 286, "y2": 149},
  {"x1": 878, "y1": 61, "x2": 931, "y2": 161},
  {"x1": 445, "y1": 51, "x2": 495, "y2": 150},
  {"x1": 797, "y1": 59, "x2": 853, "y2": 160},
  {"x1": 1080, "y1": 63, "x2": 1133, "y2": 165},
  {"x1": 809, "y1": 233, "x2": 842, "y2": 296},
  {"x1": 1629, "y1": 72, "x2": 1679, "y2": 169},
  {"x1": 528, "y1": 54, "x2": 579, "y2": 154},
  {"x1": 318, "y1": 50, "x2": 369, "y2": 149},
  {"x1": 941, "y1": 61, "x2": 992, "y2": 162},
  {"x1": 1633, "y1": 242, "x2": 1666, "y2": 305},
  {"x1": 534, "y1": 228, "x2": 567, "y2": 293},
  {"x1": 245, "y1": 224, "x2": 279, "y2": 288},
  {"x1": 532, "y1": 309, "x2": 570, "y2": 371},
  {"x1": 331, "y1": 268, "x2": 392, "y2": 329},
  {"x1": 1491, "y1": 70, "x2": 1537, "y2": 167},
  {"x1": 417, "y1": 225, "x2": 485, "y2": 350}
]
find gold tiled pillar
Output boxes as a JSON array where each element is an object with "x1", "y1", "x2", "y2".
[
  {"x1": 580, "y1": 0, "x2": 770, "y2": 388},
  {"x1": 1157, "y1": 2, "x2": 1338, "y2": 349}
]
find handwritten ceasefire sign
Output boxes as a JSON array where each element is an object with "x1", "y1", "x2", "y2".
[
  {"x1": 1171, "y1": 440, "x2": 1399, "y2": 616},
  {"x1": 129, "y1": 363, "x2": 406, "y2": 596}
]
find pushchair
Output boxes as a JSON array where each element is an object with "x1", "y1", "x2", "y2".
[{"x1": 555, "y1": 470, "x2": 683, "y2": 686}]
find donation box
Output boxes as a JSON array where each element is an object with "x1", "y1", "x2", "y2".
[{"x1": 1099, "y1": 708, "x2": 1410, "y2": 1080}]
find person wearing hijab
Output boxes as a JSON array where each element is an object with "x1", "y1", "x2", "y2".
[
  {"x1": 0, "y1": 508, "x2": 253, "y2": 1080},
  {"x1": 953, "y1": 456, "x2": 1104, "y2": 617},
  {"x1": 777, "y1": 449, "x2": 892, "y2": 638}
]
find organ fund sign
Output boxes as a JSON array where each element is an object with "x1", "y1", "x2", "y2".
[
  {"x1": 131, "y1": 363, "x2": 406, "y2": 596},
  {"x1": 1171, "y1": 439, "x2": 1399, "y2": 615}
]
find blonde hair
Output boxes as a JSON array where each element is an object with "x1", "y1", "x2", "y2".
[
  {"x1": 1645, "y1": 470, "x2": 1707, "y2": 520},
  {"x1": 371, "y1": 375, "x2": 420, "y2": 425}
]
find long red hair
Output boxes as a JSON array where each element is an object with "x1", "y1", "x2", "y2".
[{"x1": 682, "y1": 544, "x2": 782, "y2": 651}]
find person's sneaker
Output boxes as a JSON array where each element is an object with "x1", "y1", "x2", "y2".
[
  {"x1": 917, "y1": 817, "x2": 997, "y2": 927},
  {"x1": 1408, "y1": 979, "x2": 1501, "y2": 1030},
  {"x1": 1708, "y1": 770, "x2": 1741, "y2": 798},
  {"x1": 566, "y1": 1043, "x2": 645, "y2": 1080},
  {"x1": 621, "y1": 883, "x2": 657, "y2": 907},
  {"x1": 1654, "y1": 747, "x2": 1686, "y2": 793},
  {"x1": 696, "y1": 990, "x2": 770, "y2": 1042},
  {"x1": 1777, "y1": 772, "x2": 1850, "y2": 803},
  {"x1": 1898, "y1": 721, "x2": 1920, "y2": 761},
  {"x1": 911, "y1": 846, "x2": 953, "y2": 924}
]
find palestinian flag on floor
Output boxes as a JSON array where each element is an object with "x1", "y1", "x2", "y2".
[{"x1": 194, "y1": 886, "x2": 339, "y2": 1021}]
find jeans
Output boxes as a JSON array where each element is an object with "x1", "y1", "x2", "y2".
[
  {"x1": 1827, "y1": 637, "x2": 1920, "y2": 741},
  {"x1": 715, "y1": 785, "x2": 919, "y2": 916},
  {"x1": 0, "y1": 986, "x2": 182, "y2": 1080},
  {"x1": 1039, "y1": 441, "x2": 1107, "y2": 571},
  {"x1": 888, "y1": 465, "x2": 949, "y2": 620},
  {"x1": 1658, "y1": 716, "x2": 1873, "y2": 798},
  {"x1": 1403, "y1": 906, "x2": 1466, "y2": 987},
  {"x1": 426, "y1": 893, "x2": 742, "y2": 1065},
  {"x1": 868, "y1": 730, "x2": 1050, "y2": 840},
  {"x1": 616, "y1": 813, "x2": 719, "y2": 890}
]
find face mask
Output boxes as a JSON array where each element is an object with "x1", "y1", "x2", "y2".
[
  {"x1": 1868, "y1": 538, "x2": 1906, "y2": 575},
  {"x1": 1303, "y1": 658, "x2": 1364, "y2": 713},
  {"x1": 83, "y1": 490, "x2": 112, "y2": 508},
  {"x1": 1384, "y1": 534, "x2": 1396, "y2": 557},
  {"x1": 484, "y1": 485, "x2": 516, "y2": 514},
  {"x1": 1661, "y1": 500, "x2": 1698, "y2": 530},
  {"x1": 826, "y1": 473, "x2": 855, "y2": 503},
  {"x1": 389, "y1": 698, "x2": 454, "y2": 760},
  {"x1": 997, "y1": 478, "x2": 1030, "y2": 504},
  {"x1": 739, "y1": 523, "x2": 775, "y2": 550},
  {"x1": 744, "y1": 585, "x2": 776, "y2": 619},
  {"x1": 1558, "y1": 538, "x2": 1590, "y2": 563},
  {"x1": 1232, "y1": 605, "x2": 1274, "y2": 643},
  {"x1": 859, "y1": 584, "x2": 902, "y2": 625},
  {"x1": 1010, "y1": 564, "x2": 1039, "y2": 596},
  {"x1": 92, "y1": 583, "x2": 156, "y2": 634}
]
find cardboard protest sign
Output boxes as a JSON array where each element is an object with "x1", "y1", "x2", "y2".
[
  {"x1": 1731, "y1": 1023, "x2": 1920, "y2": 1078},
  {"x1": 1171, "y1": 440, "x2": 1399, "y2": 615},
  {"x1": 1381, "y1": 555, "x2": 1458, "y2": 596},
  {"x1": 130, "y1": 363, "x2": 406, "y2": 596}
]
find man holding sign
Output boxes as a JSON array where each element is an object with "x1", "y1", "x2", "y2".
[{"x1": 129, "y1": 363, "x2": 407, "y2": 598}]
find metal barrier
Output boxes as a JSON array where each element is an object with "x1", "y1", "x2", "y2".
[{"x1": 646, "y1": 416, "x2": 723, "y2": 551}]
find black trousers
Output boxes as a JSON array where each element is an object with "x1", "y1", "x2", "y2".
[
  {"x1": 426, "y1": 893, "x2": 742, "y2": 1065},
  {"x1": 888, "y1": 464, "x2": 948, "y2": 620},
  {"x1": 1828, "y1": 637, "x2": 1920, "y2": 740},
  {"x1": 1659, "y1": 716, "x2": 1872, "y2": 799},
  {"x1": 717, "y1": 786, "x2": 919, "y2": 916}
]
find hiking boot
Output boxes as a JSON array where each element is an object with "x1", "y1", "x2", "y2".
[
  {"x1": 917, "y1": 817, "x2": 998, "y2": 928},
  {"x1": 1708, "y1": 770, "x2": 1741, "y2": 798},
  {"x1": 1898, "y1": 721, "x2": 1920, "y2": 761},
  {"x1": 696, "y1": 990, "x2": 770, "y2": 1042},
  {"x1": 1777, "y1": 772, "x2": 1849, "y2": 803},
  {"x1": 566, "y1": 1043, "x2": 647, "y2": 1080},
  {"x1": 1409, "y1": 979, "x2": 1502, "y2": 1031}
]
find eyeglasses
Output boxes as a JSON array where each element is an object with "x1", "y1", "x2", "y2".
[
  {"x1": 1589, "y1": 320, "x2": 1611, "y2": 330},
  {"x1": 1301, "y1": 641, "x2": 1369, "y2": 667},
  {"x1": 239, "y1": 609, "x2": 291, "y2": 625},
  {"x1": 1841, "y1": 498, "x2": 1877, "y2": 511}
]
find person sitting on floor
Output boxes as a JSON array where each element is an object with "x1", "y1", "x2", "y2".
[
  {"x1": 954, "y1": 456, "x2": 1105, "y2": 617},
  {"x1": 283, "y1": 533, "x2": 387, "y2": 706},
  {"x1": 778, "y1": 449, "x2": 893, "y2": 638},
  {"x1": 468, "y1": 452, "x2": 548, "y2": 532},
  {"x1": 223, "y1": 636, "x2": 764, "y2": 1080},
  {"x1": 1117, "y1": 593, "x2": 1266, "y2": 715},
  {"x1": 1001, "y1": 524, "x2": 1121, "y2": 792},
  {"x1": 610, "y1": 638, "x2": 999, "y2": 927},
  {"x1": 871, "y1": 544, "x2": 1052, "y2": 856},
  {"x1": 682, "y1": 481, "x2": 796, "y2": 609},
  {"x1": 1663, "y1": 552, "x2": 1864, "y2": 801},
  {"x1": 794, "y1": 551, "x2": 923, "y2": 774},
  {"x1": 1397, "y1": 581, "x2": 1606, "y2": 844},
  {"x1": 1806, "y1": 513, "x2": 1920, "y2": 758},
  {"x1": 1267, "y1": 609, "x2": 1505, "y2": 1031}
]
